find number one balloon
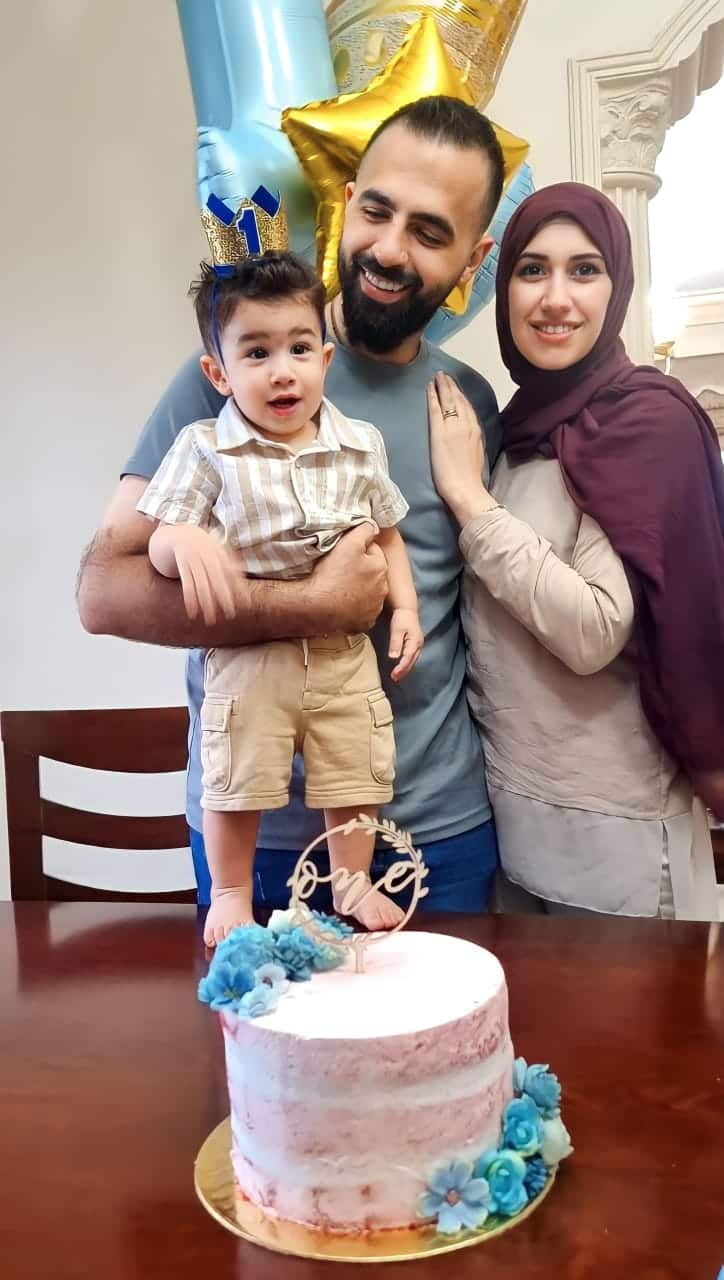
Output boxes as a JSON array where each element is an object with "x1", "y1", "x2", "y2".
[{"x1": 176, "y1": 0, "x2": 337, "y2": 262}]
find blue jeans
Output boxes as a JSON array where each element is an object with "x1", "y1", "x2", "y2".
[{"x1": 189, "y1": 820, "x2": 498, "y2": 914}]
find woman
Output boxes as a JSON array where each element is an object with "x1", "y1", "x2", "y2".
[{"x1": 428, "y1": 182, "x2": 724, "y2": 919}]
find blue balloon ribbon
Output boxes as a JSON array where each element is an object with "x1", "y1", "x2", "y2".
[{"x1": 210, "y1": 278, "x2": 225, "y2": 367}]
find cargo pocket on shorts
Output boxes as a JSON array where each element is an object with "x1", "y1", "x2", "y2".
[
  {"x1": 367, "y1": 692, "x2": 395, "y2": 785},
  {"x1": 200, "y1": 695, "x2": 233, "y2": 794}
]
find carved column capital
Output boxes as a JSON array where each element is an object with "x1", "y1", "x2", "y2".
[
  {"x1": 599, "y1": 75, "x2": 673, "y2": 194},
  {"x1": 568, "y1": 3, "x2": 724, "y2": 366}
]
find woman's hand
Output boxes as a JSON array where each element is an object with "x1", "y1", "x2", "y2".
[{"x1": 427, "y1": 372, "x2": 498, "y2": 526}]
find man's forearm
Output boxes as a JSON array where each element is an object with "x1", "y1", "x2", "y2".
[{"x1": 77, "y1": 535, "x2": 325, "y2": 648}]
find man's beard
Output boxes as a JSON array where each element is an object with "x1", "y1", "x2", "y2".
[{"x1": 338, "y1": 249, "x2": 455, "y2": 354}]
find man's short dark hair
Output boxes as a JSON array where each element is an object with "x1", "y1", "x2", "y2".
[
  {"x1": 364, "y1": 95, "x2": 504, "y2": 233},
  {"x1": 190, "y1": 251, "x2": 325, "y2": 356}
]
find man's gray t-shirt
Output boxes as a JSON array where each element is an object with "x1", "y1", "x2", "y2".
[{"x1": 125, "y1": 340, "x2": 500, "y2": 847}]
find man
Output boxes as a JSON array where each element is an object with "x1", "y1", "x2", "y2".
[{"x1": 77, "y1": 95, "x2": 504, "y2": 912}]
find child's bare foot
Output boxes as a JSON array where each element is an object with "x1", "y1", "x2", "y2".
[
  {"x1": 341, "y1": 886, "x2": 405, "y2": 932},
  {"x1": 204, "y1": 886, "x2": 254, "y2": 947}
]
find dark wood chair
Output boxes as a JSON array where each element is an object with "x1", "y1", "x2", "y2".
[
  {"x1": 711, "y1": 821, "x2": 724, "y2": 885},
  {"x1": 1, "y1": 708, "x2": 196, "y2": 902}
]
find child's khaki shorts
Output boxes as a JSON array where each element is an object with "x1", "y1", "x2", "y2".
[{"x1": 200, "y1": 634, "x2": 395, "y2": 811}]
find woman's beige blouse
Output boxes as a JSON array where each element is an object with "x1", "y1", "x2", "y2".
[{"x1": 460, "y1": 453, "x2": 716, "y2": 919}]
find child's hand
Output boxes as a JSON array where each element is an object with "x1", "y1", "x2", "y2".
[
  {"x1": 166, "y1": 525, "x2": 240, "y2": 625},
  {"x1": 388, "y1": 608, "x2": 424, "y2": 682}
]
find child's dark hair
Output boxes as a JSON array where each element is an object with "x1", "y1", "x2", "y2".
[{"x1": 190, "y1": 251, "x2": 326, "y2": 356}]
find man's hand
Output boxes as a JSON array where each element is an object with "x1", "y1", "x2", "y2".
[
  {"x1": 388, "y1": 608, "x2": 424, "y2": 682},
  {"x1": 150, "y1": 524, "x2": 241, "y2": 626},
  {"x1": 312, "y1": 524, "x2": 388, "y2": 633}
]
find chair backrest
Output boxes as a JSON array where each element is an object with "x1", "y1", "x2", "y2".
[
  {"x1": 711, "y1": 821, "x2": 724, "y2": 885},
  {"x1": 1, "y1": 708, "x2": 196, "y2": 902}
]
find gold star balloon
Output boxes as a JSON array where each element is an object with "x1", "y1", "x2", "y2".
[
  {"x1": 281, "y1": 14, "x2": 528, "y2": 310},
  {"x1": 326, "y1": 0, "x2": 528, "y2": 108}
]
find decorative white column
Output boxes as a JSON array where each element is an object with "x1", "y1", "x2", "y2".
[
  {"x1": 567, "y1": 0, "x2": 724, "y2": 366},
  {"x1": 599, "y1": 78, "x2": 672, "y2": 363}
]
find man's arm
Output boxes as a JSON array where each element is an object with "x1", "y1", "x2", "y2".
[{"x1": 77, "y1": 476, "x2": 388, "y2": 646}]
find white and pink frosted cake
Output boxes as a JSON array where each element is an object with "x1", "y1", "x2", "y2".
[
  {"x1": 219, "y1": 931, "x2": 513, "y2": 1234},
  {"x1": 199, "y1": 906, "x2": 573, "y2": 1242}
]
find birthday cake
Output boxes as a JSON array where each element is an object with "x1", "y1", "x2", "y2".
[{"x1": 198, "y1": 906, "x2": 573, "y2": 1242}]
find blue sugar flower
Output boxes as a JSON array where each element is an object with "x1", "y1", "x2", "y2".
[
  {"x1": 514, "y1": 1058, "x2": 561, "y2": 1118},
  {"x1": 502, "y1": 1096, "x2": 543, "y2": 1156},
  {"x1": 272, "y1": 927, "x2": 319, "y2": 980},
  {"x1": 267, "y1": 908, "x2": 300, "y2": 935},
  {"x1": 418, "y1": 1160, "x2": 490, "y2": 1235},
  {"x1": 513, "y1": 1056, "x2": 528, "y2": 1093},
  {"x1": 311, "y1": 942, "x2": 346, "y2": 971},
  {"x1": 215, "y1": 924, "x2": 276, "y2": 971},
  {"x1": 474, "y1": 1149, "x2": 528, "y2": 1217},
  {"x1": 254, "y1": 962, "x2": 289, "y2": 994},
  {"x1": 197, "y1": 958, "x2": 256, "y2": 1012},
  {"x1": 311, "y1": 910, "x2": 354, "y2": 939},
  {"x1": 523, "y1": 1156, "x2": 548, "y2": 1198},
  {"x1": 226, "y1": 923, "x2": 274, "y2": 951},
  {"x1": 238, "y1": 981, "x2": 280, "y2": 1019},
  {"x1": 199, "y1": 916, "x2": 345, "y2": 1017},
  {"x1": 540, "y1": 1115, "x2": 574, "y2": 1166}
]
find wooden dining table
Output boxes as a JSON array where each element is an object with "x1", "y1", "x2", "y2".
[{"x1": 3, "y1": 901, "x2": 723, "y2": 1280}]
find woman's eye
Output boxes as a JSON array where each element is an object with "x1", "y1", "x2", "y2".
[
  {"x1": 574, "y1": 262, "x2": 604, "y2": 278},
  {"x1": 518, "y1": 262, "x2": 544, "y2": 278}
]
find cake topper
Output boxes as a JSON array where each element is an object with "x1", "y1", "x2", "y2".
[{"x1": 286, "y1": 814, "x2": 429, "y2": 972}]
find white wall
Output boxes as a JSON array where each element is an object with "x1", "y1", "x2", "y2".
[{"x1": 0, "y1": 0, "x2": 685, "y2": 898}]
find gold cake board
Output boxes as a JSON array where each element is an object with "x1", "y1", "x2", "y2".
[{"x1": 194, "y1": 1118, "x2": 556, "y2": 1263}]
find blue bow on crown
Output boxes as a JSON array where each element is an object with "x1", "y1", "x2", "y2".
[{"x1": 201, "y1": 184, "x2": 289, "y2": 276}]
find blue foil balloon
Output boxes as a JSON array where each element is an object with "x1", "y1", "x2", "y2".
[
  {"x1": 176, "y1": 0, "x2": 337, "y2": 260},
  {"x1": 425, "y1": 161, "x2": 535, "y2": 345}
]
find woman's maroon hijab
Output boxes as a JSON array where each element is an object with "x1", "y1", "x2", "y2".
[{"x1": 496, "y1": 182, "x2": 724, "y2": 812}]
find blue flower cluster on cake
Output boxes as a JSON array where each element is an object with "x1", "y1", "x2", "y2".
[
  {"x1": 197, "y1": 907, "x2": 351, "y2": 1018},
  {"x1": 418, "y1": 1057, "x2": 573, "y2": 1236}
]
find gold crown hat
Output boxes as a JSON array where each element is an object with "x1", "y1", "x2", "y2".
[{"x1": 201, "y1": 185, "x2": 289, "y2": 274}]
